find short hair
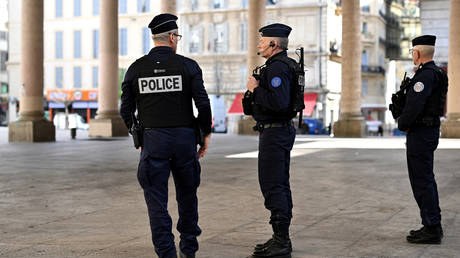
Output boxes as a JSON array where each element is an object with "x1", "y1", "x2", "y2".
[
  {"x1": 273, "y1": 37, "x2": 289, "y2": 50},
  {"x1": 416, "y1": 45, "x2": 435, "y2": 59},
  {"x1": 152, "y1": 29, "x2": 178, "y2": 43}
]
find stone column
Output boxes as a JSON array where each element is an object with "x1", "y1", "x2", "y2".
[
  {"x1": 8, "y1": 0, "x2": 55, "y2": 142},
  {"x1": 441, "y1": 0, "x2": 460, "y2": 138},
  {"x1": 239, "y1": 0, "x2": 266, "y2": 134},
  {"x1": 161, "y1": 0, "x2": 177, "y2": 14},
  {"x1": 333, "y1": 0, "x2": 365, "y2": 137},
  {"x1": 247, "y1": 0, "x2": 266, "y2": 77},
  {"x1": 89, "y1": 0, "x2": 128, "y2": 137}
]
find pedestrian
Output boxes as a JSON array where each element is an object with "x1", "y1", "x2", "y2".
[
  {"x1": 245, "y1": 23, "x2": 296, "y2": 258},
  {"x1": 120, "y1": 13, "x2": 212, "y2": 258},
  {"x1": 398, "y1": 35, "x2": 448, "y2": 244}
]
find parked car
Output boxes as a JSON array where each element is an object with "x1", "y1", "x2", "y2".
[{"x1": 53, "y1": 113, "x2": 89, "y2": 130}]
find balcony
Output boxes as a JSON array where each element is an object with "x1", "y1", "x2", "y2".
[{"x1": 362, "y1": 65, "x2": 385, "y2": 75}]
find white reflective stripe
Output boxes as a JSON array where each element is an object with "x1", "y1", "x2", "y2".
[{"x1": 138, "y1": 75, "x2": 183, "y2": 94}]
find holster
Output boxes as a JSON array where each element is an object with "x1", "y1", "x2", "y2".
[
  {"x1": 242, "y1": 90, "x2": 254, "y2": 115},
  {"x1": 193, "y1": 118, "x2": 204, "y2": 147},
  {"x1": 131, "y1": 125, "x2": 143, "y2": 149}
]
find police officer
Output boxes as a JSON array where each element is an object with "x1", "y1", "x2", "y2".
[
  {"x1": 398, "y1": 35, "x2": 448, "y2": 244},
  {"x1": 120, "y1": 14, "x2": 212, "y2": 258},
  {"x1": 246, "y1": 23, "x2": 296, "y2": 258}
]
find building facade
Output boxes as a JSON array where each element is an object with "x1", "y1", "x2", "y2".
[
  {"x1": 180, "y1": 0, "x2": 345, "y2": 131},
  {"x1": 0, "y1": 0, "x2": 8, "y2": 125}
]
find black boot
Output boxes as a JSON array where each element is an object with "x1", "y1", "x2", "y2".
[
  {"x1": 407, "y1": 225, "x2": 443, "y2": 244},
  {"x1": 250, "y1": 233, "x2": 292, "y2": 258},
  {"x1": 254, "y1": 236, "x2": 292, "y2": 252},
  {"x1": 178, "y1": 249, "x2": 195, "y2": 258},
  {"x1": 409, "y1": 225, "x2": 444, "y2": 237}
]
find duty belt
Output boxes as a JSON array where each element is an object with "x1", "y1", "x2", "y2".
[{"x1": 253, "y1": 121, "x2": 293, "y2": 132}]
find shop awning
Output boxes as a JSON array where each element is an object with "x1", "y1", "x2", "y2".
[
  {"x1": 228, "y1": 93, "x2": 244, "y2": 114},
  {"x1": 303, "y1": 93, "x2": 318, "y2": 116},
  {"x1": 227, "y1": 92, "x2": 318, "y2": 115}
]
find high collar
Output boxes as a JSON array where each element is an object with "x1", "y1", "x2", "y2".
[
  {"x1": 417, "y1": 60, "x2": 435, "y2": 70},
  {"x1": 149, "y1": 46, "x2": 174, "y2": 55},
  {"x1": 266, "y1": 50, "x2": 287, "y2": 65}
]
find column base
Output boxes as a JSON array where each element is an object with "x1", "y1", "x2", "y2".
[
  {"x1": 237, "y1": 116, "x2": 258, "y2": 135},
  {"x1": 89, "y1": 116, "x2": 128, "y2": 137},
  {"x1": 441, "y1": 118, "x2": 460, "y2": 138},
  {"x1": 333, "y1": 114, "x2": 365, "y2": 137},
  {"x1": 8, "y1": 119, "x2": 55, "y2": 142}
]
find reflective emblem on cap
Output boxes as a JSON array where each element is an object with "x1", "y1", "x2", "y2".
[
  {"x1": 271, "y1": 77, "x2": 282, "y2": 88},
  {"x1": 413, "y1": 82, "x2": 424, "y2": 92},
  {"x1": 138, "y1": 75, "x2": 183, "y2": 94}
]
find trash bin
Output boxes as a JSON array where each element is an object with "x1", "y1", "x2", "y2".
[{"x1": 70, "y1": 128, "x2": 77, "y2": 139}]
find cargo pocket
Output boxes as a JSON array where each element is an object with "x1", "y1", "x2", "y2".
[{"x1": 193, "y1": 156, "x2": 201, "y2": 188}]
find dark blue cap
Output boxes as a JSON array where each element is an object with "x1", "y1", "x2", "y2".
[
  {"x1": 259, "y1": 23, "x2": 292, "y2": 38},
  {"x1": 412, "y1": 35, "x2": 436, "y2": 46},
  {"x1": 148, "y1": 13, "x2": 178, "y2": 35}
]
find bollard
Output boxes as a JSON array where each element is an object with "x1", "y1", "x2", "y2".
[{"x1": 70, "y1": 128, "x2": 76, "y2": 139}]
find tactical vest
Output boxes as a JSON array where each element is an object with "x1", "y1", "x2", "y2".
[
  {"x1": 253, "y1": 55, "x2": 304, "y2": 120},
  {"x1": 135, "y1": 54, "x2": 194, "y2": 128},
  {"x1": 414, "y1": 63, "x2": 448, "y2": 126}
]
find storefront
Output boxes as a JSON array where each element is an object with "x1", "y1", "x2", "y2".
[{"x1": 46, "y1": 90, "x2": 98, "y2": 123}]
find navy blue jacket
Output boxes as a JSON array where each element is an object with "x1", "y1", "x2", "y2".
[
  {"x1": 398, "y1": 61, "x2": 441, "y2": 131},
  {"x1": 120, "y1": 46, "x2": 212, "y2": 135},
  {"x1": 252, "y1": 51, "x2": 293, "y2": 122}
]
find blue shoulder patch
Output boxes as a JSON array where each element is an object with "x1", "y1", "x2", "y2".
[{"x1": 271, "y1": 77, "x2": 282, "y2": 88}]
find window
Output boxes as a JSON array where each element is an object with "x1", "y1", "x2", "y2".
[
  {"x1": 74, "y1": 67, "x2": 82, "y2": 88},
  {"x1": 0, "y1": 31, "x2": 7, "y2": 40},
  {"x1": 92, "y1": 66, "x2": 99, "y2": 88},
  {"x1": 240, "y1": 66, "x2": 247, "y2": 88},
  {"x1": 56, "y1": 0, "x2": 63, "y2": 18},
  {"x1": 242, "y1": 0, "x2": 248, "y2": 8},
  {"x1": 240, "y1": 22, "x2": 248, "y2": 51},
  {"x1": 191, "y1": 0, "x2": 198, "y2": 10},
  {"x1": 138, "y1": 0, "x2": 150, "y2": 13},
  {"x1": 362, "y1": 79, "x2": 368, "y2": 96},
  {"x1": 189, "y1": 26, "x2": 203, "y2": 53},
  {"x1": 0, "y1": 51, "x2": 7, "y2": 71},
  {"x1": 74, "y1": 31, "x2": 82, "y2": 58},
  {"x1": 93, "y1": 30, "x2": 99, "y2": 58},
  {"x1": 142, "y1": 28, "x2": 150, "y2": 54},
  {"x1": 119, "y1": 28, "x2": 127, "y2": 55},
  {"x1": 214, "y1": 23, "x2": 228, "y2": 52},
  {"x1": 213, "y1": 0, "x2": 225, "y2": 9},
  {"x1": 362, "y1": 22, "x2": 368, "y2": 34},
  {"x1": 56, "y1": 67, "x2": 63, "y2": 88},
  {"x1": 74, "y1": 0, "x2": 81, "y2": 16},
  {"x1": 93, "y1": 0, "x2": 99, "y2": 15},
  {"x1": 119, "y1": 0, "x2": 127, "y2": 14},
  {"x1": 362, "y1": 50, "x2": 368, "y2": 66},
  {"x1": 55, "y1": 31, "x2": 63, "y2": 59}
]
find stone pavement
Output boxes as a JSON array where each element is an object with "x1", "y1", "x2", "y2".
[{"x1": 1, "y1": 127, "x2": 460, "y2": 258}]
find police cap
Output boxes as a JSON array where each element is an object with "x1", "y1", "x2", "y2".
[
  {"x1": 412, "y1": 35, "x2": 436, "y2": 46},
  {"x1": 259, "y1": 23, "x2": 292, "y2": 38},
  {"x1": 148, "y1": 13, "x2": 178, "y2": 35}
]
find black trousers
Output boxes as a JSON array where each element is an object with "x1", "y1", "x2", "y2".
[
  {"x1": 406, "y1": 126, "x2": 441, "y2": 226},
  {"x1": 138, "y1": 128, "x2": 201, "y2": 258},
  {"x1": 258, "y1": 125, "x2": 296, "y2": 233}
]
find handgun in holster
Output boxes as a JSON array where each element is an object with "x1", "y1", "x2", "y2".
[
  {"x1": 130, "y1": 113, "x2": 143, "y2": 149},
  {"x1": 193, "y1": 118, "x2": 204, "y2": 147}
]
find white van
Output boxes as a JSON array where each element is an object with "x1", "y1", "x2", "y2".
[
  {"x1": 209, "y1": 95, "x2": 227, "y2": 133},
  {"x1": 53, "y1": 113, "x2": 89, "y2": 130}
]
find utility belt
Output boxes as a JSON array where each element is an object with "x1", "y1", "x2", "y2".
[
  {"x1": 413, "y1": 116, "x2": 440, "y2": 128},
  {"x1": 253, "y1": 120, "x2": 293, "y2": 132}
]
